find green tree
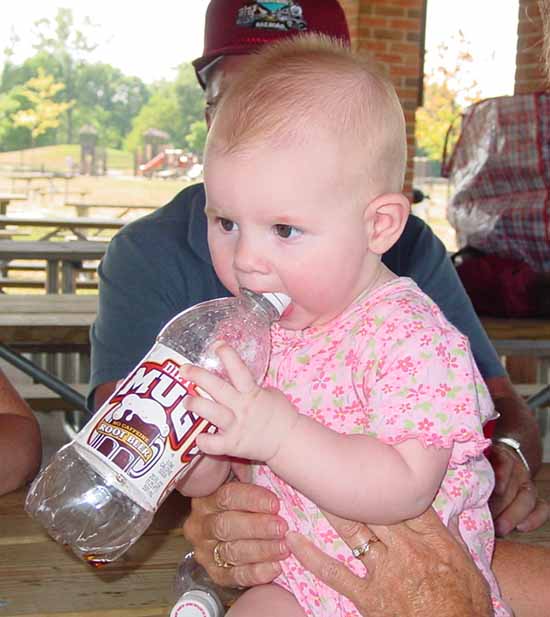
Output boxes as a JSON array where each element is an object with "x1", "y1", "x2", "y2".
[
  {"x1": 124, "y1": 85, "x2": 182, "y2": 152},
  {"x1": 12, "y1": 68, "x2": 74, "y2": 146},
  {"x1": 31, "y1": 8, "x2": 98, "y2": 142},
  {"x1": 0, "y1": 89, "x2": 28, "y2": 150},
  {"x1": 73, "y1": 63, "x2": 148, "y2": 148},
  {"x1": 174, "y1": 63, "x2": 206, "y2": 142},
  {"x1": 185, "y1": 120, "x2": 207, "y2": 156},
  {"x1": 416, "y1": 32, "x2": 481, "y2": 162}
]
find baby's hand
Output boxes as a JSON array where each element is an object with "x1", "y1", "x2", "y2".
[{"x1": 181, "y1": 343, "x2": 298, "y2": 463}]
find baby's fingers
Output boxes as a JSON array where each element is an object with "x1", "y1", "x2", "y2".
[
  {"x1": 196, "y1": 432, "x2": 232, "y2": 456},
  {"x1": 181, "y1": 363, "x2": 236, "y2": 404},
  {"x1": 185, "y1": 392, "x2": 234, "y2": 431},
  {"x1": 214, "y1": 344, "x2": 257, "y2": 393}
]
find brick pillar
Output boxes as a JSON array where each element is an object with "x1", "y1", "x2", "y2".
[
  {"x1": 339, "y1": 0, "x2": 425, "y2": 195},
  {"x1": 515, "y1": 0, "x2": 547, "y2": 93}
]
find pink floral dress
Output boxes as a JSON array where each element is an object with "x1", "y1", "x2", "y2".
[{"x1": 253, "y1": 278, "x2": 511, "y2": 617}]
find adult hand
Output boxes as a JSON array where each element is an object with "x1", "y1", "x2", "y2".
[
  {"x1": 488, "y1": 443, "x2": 549, "y2": 535},
  {"x1": 287, "y1": 509, "x2": 493, "y2": 617},
  {"x1": 182, "y1": 481, "x2": 289, "y2": 588},
  {"x1": 485, "y1": 375, "x2": 549, "y2": 534}
]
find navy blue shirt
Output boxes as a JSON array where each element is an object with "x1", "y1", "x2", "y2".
[{"x1": 89, "y1": 182, "x2": 504, "y2": 408}]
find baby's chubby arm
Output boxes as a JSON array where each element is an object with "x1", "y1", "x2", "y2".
[
  {"x1": 176, "y1": 453, "x2": 231, "y2": 497},
  {"x1": 181, "y1": 344, "x2": 451, "y2": 524}
]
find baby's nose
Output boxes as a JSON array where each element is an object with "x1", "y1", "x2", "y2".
[{"x1": 234, "y1": 237, "x2": 269, "y2": 275}]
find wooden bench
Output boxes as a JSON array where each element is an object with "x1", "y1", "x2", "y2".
[
  {"x1": 17, "y1": 383, "x2": 88, "y2": 412},
  {"x1": 0, "y1": 277, "x2": 45, "y2": 290},
  {"x1": 6, "y1": 261, "x2": 97, "y2": 273},
  {"x1": 0, "y1": 240, "x2": 106, "y2": 293},
  {"x1": 0, "y1": 214, "x2": 125, "y2": 241},
  {"x1": 0, "y1": 277, "x2": 97, "y2": 291}
]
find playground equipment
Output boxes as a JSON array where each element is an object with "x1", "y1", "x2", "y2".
[
  {"x1": 79, "y1": 124, "x2": 107, "y2": 176},
  {"x1": 138, "y1": 148, "x2": 197, "y2": 178},
  {"x1": 135, "y1": 127, "x2": 201, "y2": 179}
]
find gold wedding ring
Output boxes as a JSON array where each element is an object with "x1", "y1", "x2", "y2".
[
  {"x1": 213, "y1": 541, "x2": 233, "y2": 568},
  {"x1": 352, "y1": 536, "x2": 380, "y2": 559}
]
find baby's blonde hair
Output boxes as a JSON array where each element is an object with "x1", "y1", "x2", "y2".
[{"x1": 207, "y1": 34, "x2": 407, "y2": 197}]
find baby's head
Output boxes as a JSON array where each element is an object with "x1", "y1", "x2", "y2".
[
  {"x1": 206, "y1": 33, "x2": 407, "y2": 200},
  {"x1": 204, "y1": 34, "x2": 410, "y2": 330}
]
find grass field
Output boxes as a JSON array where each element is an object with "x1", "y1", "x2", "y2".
[
  {"x1": 0, "y1": 144, "x2": 133, "y2": 173},
  {"x1": 0, "y1": 144, "x2": 196, "y2": 209}
]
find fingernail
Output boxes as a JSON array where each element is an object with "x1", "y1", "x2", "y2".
[{"x1": 279, "y1": 541, "x2": 290, "y2": 557}]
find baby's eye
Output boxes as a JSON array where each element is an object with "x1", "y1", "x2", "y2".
[
  {"x1": 218, "y1": 217, "x2": 238, "y2": 232},
  {"x1": 274, "y1": 224, "x2": 302, "y2": 239}
]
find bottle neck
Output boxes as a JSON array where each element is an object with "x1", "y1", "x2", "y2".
[{"x1": 239, "y1": 289, "x2": 280, "y2": 324}]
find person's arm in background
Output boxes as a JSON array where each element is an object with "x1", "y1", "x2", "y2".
[
  {"x1": 0, "y1": 368, "x2": 42, "y2": 496},
  {"x1": 384, "y1": 214, "x2": 547, "y2": 533}
]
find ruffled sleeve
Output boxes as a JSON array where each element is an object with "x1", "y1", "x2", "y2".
[{"x1": 359, "y1": 319, "x2": 496, "y2": 467}]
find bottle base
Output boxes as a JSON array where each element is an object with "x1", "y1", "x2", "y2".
[{"x1": 25, "y1": 443, "x2": 154, "y2": 563}]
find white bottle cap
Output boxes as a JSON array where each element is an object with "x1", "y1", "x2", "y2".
[
  {"x1": 170, "y1": 590, "x2": 222, "y2": 617},
  {"x1": 262, "y1": 292, "x2": 291, "y2": 316}
]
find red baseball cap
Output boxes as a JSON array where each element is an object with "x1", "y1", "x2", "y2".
[{"x1": 193, "y1": 0, "x2": 351, "y2": 87}]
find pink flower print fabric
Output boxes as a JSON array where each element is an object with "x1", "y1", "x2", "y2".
[{"x1": 253, "y1": 277, "x2": 511, "y2": 617}]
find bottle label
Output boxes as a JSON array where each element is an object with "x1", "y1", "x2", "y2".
[{"x1": 75, "y1": 343, "x2": 215, "y2": 510}]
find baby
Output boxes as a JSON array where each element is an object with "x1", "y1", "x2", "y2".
[{"x1": 179, "y1": 34, "x2": 511, "y2": 617}]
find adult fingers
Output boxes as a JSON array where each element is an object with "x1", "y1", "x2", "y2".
[
  {"x1": 491, "y1": 480, "x2": 537, "y2": 536},
  {"x1": 516, "y1": 496, "x2": 550, "y2": 532},
  {"x1": 191, "y1": 539, "x2": 283, "y2": 588},
  {"x1": 216, "y1": 537, "x2": 290, "y2": 568},
  {"x1": 203, "y1": 509, "x2": 288, "y2": 544},
  {"x1": 215, "y1": 480, "x2": 282, "y2": 515},
  {"x1": 231, "y1": 561, "x2": 283, "y2": 588},
  {"x1": 182, "y1": 483, "x2": 284, "y2": 546},
  {"x1": 322, "y1": 511, "x2": 386, "y2": 574},
  {"x1": 489, "y1": 444, "x2": 527, "y2": 500},
  {"x1": 286, "y1": 531, "x2": 370, "y2": 606}
]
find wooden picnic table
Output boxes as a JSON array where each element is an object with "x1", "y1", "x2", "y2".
[
  {"x1": 0, "y1": 193, "x2": 27, "y2": 215},
  {"x1": 0, "y1": 487, "x2": 191, "y2": 616},
  {"x1": 0, "y1": 294, "x2": 97, "y2": 350},
  {"x1": 65, "y1": 200, "x2": 157, "y2": 218},
  {"x1": 0, "y1": 214, "x2": 125, "y2": 240},
  {"x1": 0, "y1": 240, "x2": 107, "y2": 293},
  {"x1": 481, "y1": 316, "x2": 550, "y2": 408}
]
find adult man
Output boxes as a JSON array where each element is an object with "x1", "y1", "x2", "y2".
[{"x1": 90, "y1": 0, "x2": 546, "y2": 536}]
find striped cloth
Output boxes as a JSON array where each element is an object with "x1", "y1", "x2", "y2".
[{"x1": 444, "y1": 92, "x2": 550, "y2": 272}]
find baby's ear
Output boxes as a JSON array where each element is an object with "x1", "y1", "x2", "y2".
[{"x1": 363, "y1": 193, "x2": 410, "y2": 255}]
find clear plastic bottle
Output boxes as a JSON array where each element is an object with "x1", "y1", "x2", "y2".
[
  {"x1": 25, "y1": 289, "x2": 290, "y2": 566},
  {"x1": 170, "y1": 552, "x2": 241, "y2": 617}
]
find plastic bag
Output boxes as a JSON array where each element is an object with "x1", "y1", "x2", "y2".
[{"x1": 443, "y1": 92, "x2": 550, "y2": 272}]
